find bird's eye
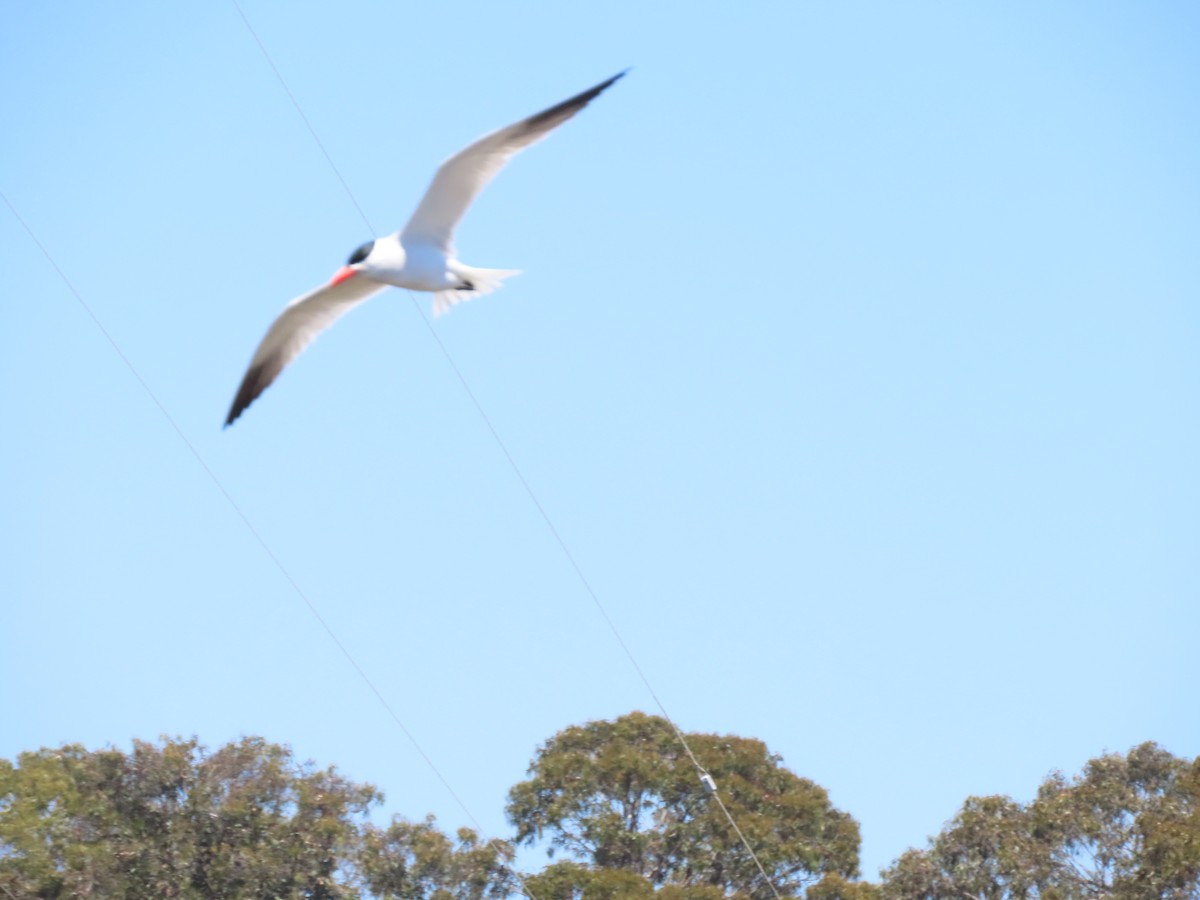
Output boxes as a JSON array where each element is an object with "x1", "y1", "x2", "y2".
[{"x1": 347, "y1": 241, "x2": 374, "y2": 265}]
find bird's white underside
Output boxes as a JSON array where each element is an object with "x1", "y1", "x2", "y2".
[{"x1": 226, "y1": 72, "x2": 623, "y2": 425}]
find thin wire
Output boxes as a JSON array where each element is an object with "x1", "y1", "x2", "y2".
[
  {"x1": 228, "y1": 0, "x2": 374, "y2": 236},
  {"x1": 228, "y1": 6, "x2": 784, "y2": 896},
  {"x1": 0, "y1": 187, "x2": 492, "y2": 875},
  {"x1": 232, "y1": 0, "x2": 691, "y2": 754},
  {"x1": 403, "y1": 303, "x2": 784, "y2": 900}
]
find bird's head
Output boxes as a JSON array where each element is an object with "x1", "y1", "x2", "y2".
[{"x1": 330, "y1": 240, "x2": 376, "y2": 285}]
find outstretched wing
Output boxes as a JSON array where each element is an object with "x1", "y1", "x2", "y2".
[
  {"x1": 400, "y1": 71, "x2": 626, "y2": 253},
  {"x1": 225, "y1": 274, "x2": 386, "y2": 426}
]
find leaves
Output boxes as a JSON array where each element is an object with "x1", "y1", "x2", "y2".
[
  {"x1": 3, "y1": 728, "x2": 1192, "y2": 900},
  {"x1": 506, "y1": 711, "x2": 861, "y2": 898},
  {"x1": 358, "y1": 816, "x2": 516, "y2": 899},
  {"x1": 879, "y1": 742, "x2": 1200, "y2": 900},
  {"x1": 0, "y1": 736, "x2": 492, "y2": 900}
]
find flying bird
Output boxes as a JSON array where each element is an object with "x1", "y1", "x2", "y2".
[{"x1": 225, "y1": 71, "x2": 626, "y2": 427}]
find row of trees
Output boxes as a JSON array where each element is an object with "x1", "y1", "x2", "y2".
[{"x1": 1, "y1": 712, "x2": 1196, "y2": 898}]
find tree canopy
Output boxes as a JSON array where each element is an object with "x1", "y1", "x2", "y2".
[
  {"x1": 0, "y1": 736, "x2": 509, "y2": 899},
  {"x1": 881, "y1": 742, "x2": 1200, "y2": 900},
  {"x1": 506, "y1": 712, "x2": 860, "y2": 899},
  {"x1": 0, "y1": 722, "x2": 1195, "y2": 899}
]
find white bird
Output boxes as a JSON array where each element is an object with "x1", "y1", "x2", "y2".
[{"x1": 225, "y1": 71, "x2": 626, "y2": 427}]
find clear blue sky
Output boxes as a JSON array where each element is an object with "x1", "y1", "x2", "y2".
[{"x1": 3, "y1": 0, "x2": 1197, "y2": 883}]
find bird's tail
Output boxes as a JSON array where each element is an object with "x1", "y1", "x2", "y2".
[{"x1": 433, "y1": 266, "x2": 522, "y2": 317}]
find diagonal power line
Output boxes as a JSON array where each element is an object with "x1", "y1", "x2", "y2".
[
  {"x1": 1, "y1": 187, "x2": 531, "y2": 898},
  {"x1": 225, "y1": 5, "x2": 785, "y2": 897}
]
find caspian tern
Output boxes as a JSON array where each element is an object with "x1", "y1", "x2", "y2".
[{"x1": 224, "y1": 71, "x2": 626, "y2": 427}]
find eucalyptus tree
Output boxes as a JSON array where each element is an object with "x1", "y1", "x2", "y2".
[{"x1": 507, "y1": 712, "x2": 861, "y2": 898}]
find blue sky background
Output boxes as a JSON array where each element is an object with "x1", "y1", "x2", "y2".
[{"x1": 3, "y1": 0, "x2": 1197, "y2": 883}]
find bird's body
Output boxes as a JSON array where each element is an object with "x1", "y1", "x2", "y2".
[
  {"x1": 224, "y1": 71, "x2": 625, "y2": 427},
  {"x1": 359, "y1": 237, "x2": 518, "y2": 301},
  {"x1": 356, "y1": 238, "x2": 440, "y2": 291}
]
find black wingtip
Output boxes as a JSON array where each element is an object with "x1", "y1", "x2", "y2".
[
  {"x1": 525, "y1": 70, "x2": 629, "y2": 133},
  {"x1": 224, "y1": 361, "x2": 270, "y2": 429},
  {"x1": 224, "y1": 394, "x2": 246, "y2": 428},
  {"x1": 592, "y1": 69, "x2": 629, "y2": 95}
]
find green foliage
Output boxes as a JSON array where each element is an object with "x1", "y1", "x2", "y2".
[
  {"x1": 523, "y1": 861, "x2": 739, "y2": 900},
  {"x1": 0, "y1": 736, "x2": 509, "y2": 900},
  {"x1": 880, "y1": 742, "x2": 1200, "y2": 900},
  {"x1": 0, "y1": 736, "x2": 378, "y2": 898},
  {"x1": 523, "y1": 860, "x2": 656, "y2": 899},
  {"x1": 358, "y1": 816, "x2": 515, "y2": 899},
  {"x1": 5, "y1": 726, "x2": 1189, "y2": 900},
  {"x1": 506, "y1": 711, "x2": 861, "y2": 899},
  {"x1": 805, "y1": 874, "x2": 882, "y2": 900}
]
